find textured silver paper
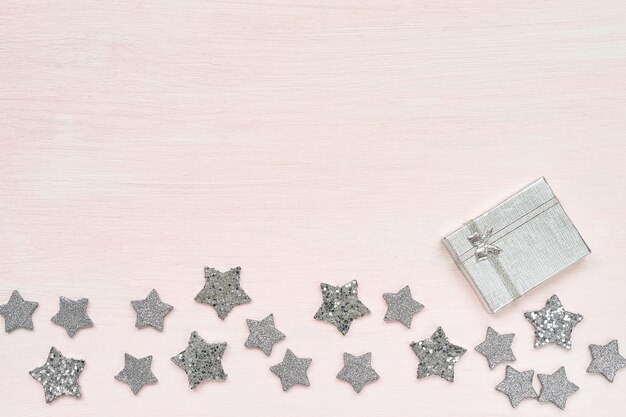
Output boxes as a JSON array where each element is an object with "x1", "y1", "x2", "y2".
[{"x1": 443, "y1": 178, "x2": 590, "y2": 313}]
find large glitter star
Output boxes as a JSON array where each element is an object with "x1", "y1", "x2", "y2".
[
  {"x1": 51, "y1": 296, "x2": 94, "y2": 337},
  {"x1": 171, "y1": 331, "x2": 227, "y2": 389},
  {"x1": 475, "y1": 327, "x2": 516, "y2": 369},
  {"x1": 244, "y1": 313, "x2": 285, "y2": 356},
  {"x1": 586, "y1": 340, "x2": 625, "y2": 382},
  {"x1": 314, "y1": 280, "x2": 370, "y2": 335},
  {"x1": 524, "y1": 294, "x2": 583, "y2": 349},
  {"x1": 410, "y1": 326, "x2": 466, "y2": 382},
  {"x1": 0, "y1": 290, "x2": 38, "y2": 332},
  {"x1": 537, "y1": 367, "x2": 579, "y2": 410},
  {"x1": 495, "y1": 366, "x2": 537, "y2": 408},
  {"x1": 270, "y1": 349, "x2": 312, "y2": 391},
  {"x1": 336, "y1": 352, "x2": 380, "y2": 393},
  {"x1": 382, "y1": 285, "x2": 424, "y2": 328},
  {"x1": 131, "y1": 289, "x2": 173, "y2": 331},
  {"x1": 114, "y1": 353, "x2": 158, "y2": 395},
  {"x1": 195, "y1": 266, "x2": 251, "y2": 320},
  {"x1": 29, "y1": 347, "x2": 85, "y2": 403}
]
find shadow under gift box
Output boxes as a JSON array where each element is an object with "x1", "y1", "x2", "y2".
[{"x1": 443, "y1": 177, "x2": 591, "y2": 314}]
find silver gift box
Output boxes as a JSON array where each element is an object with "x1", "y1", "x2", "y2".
[{"x1": 443, "y1": 178, "x2": 590, "y2": 313}]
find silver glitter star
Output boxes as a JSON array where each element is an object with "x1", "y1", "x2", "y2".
[
  {"x1": 336, "y1": 352, "x2": 380, "y2": 393},
  {"x1": 410, "y1": 326, "x2": 466, "y2": 382},
  {"x1": 131, "y1": 289, "x2": 173, "y2": 331},
  {"x1": 171, "y1": 331, "x2": 227, "y2": 389},
  {"x1": 537, "y1": 367, "x2": 579, "y2": 409},
  {"x1": 586, "y1": 340, "x2": 626, "y2": 382},
  {"x1": 51, "y1": 296, "x2": 94, "y2": 337},
  {"x1": 314, "y1": 280, "x2": 370, "y2": 335},
  {"x1": 270, "y1": 349, "x2": 312, "y2": 391},
  {"x1": 195, "y1": 266, "x2": 251, "y2": 320},
  {"x1": 495, "y1": 366, "x2": 537, "y2": 408},
  {"x1": 115, "y1": 353, "x2": 158, "y2": 395},
  {"x1": 244, "y1": 313, "x2": 285, "y2": 356},
  {"x1": 524, "y1": 295, "x2": 583, "y2": 349},
  {"x1": 383, "y1": 286, "x2": 424, "y2": 328},
  {"x1": 475, "y1": 327, "x2": 516, "y2": 369},
  {"x1": 29, "y1": 347, "x2": 85, "y2": 403},
  {"x1": 0, "y1": 290, "x2": 38, "y2": 332}
]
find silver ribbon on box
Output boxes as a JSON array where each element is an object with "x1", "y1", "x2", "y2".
[{"x1": 458, "y1": 197, "x2": 561, "y2": 301}]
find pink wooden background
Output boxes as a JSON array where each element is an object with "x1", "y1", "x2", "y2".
[{"x1": 1, "y1": 1, "x2": 625, "y2": 416}]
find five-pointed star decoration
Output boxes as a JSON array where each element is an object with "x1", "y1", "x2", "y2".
[
  {"x1": 475, "y1": 327, "x2": 516, "y2": 369},
  {"x1": 131, "y1": 289, "x2": 173, "y2": 331},
  {"x1": 336, "y1": 352, "x2": 380, "y2": 393},
  {"x1": 314, "y1": 280, "x2": 370, "y2": 335},
  {"x1": 270, "y1": 349, "x2": 312, "y2": 391},
  {"x1": 495, "y1": 366, "x2": 538, "y2": 408},
  {"x1": 382, "y1": 285, "x2": 424, "y2": 328},
  {"x1": 195, "y1": 266, "x2": 251, "y2": 320},
  {"x1": 51, "y1": 296, "x2": 94, "y2": 337},
  {"x1": 587, "y1": 340, "x2": 626, "y2": 382},
  {"x1": 0, "y1": 290, "x2": 38, "y2": 332},
  {"x1": 171, "y1": 331, "x2": 227, "y2": 389},
  {"x1": 524, "y1": 294, "x2": 583, "y2": 350},
  {"x1": 537, "y1": 367, "x2": 579, "y2": 410},
  {"x1": 244, "y1": 313, "x2": 286, "y2": 356},
  {"x1": 114, "y1": 353, "x2": 158, "y2": 395},
  {"x1": 29, "y1": 347, "x2": 85, "y2": 403},
  {"x1": 410, "y1": 326, "x2": 466, "y2": 382}
]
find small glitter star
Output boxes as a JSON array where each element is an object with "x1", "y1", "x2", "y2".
[
  {"x1": 0, "y1": 290, "x2": 38, "y2": 332},
  {"x1": 586, "y1": 340, "x2": 625, "y2": 382},
  {"x1": 115, "y1": 353, "x2": 158, "y2": 395},
  {"x1": 495, "y1": 366, "x2": 537, "y2": 408},
  {"x1": 314, "y1": 280, "x2": 370, "y2": 335},
  {"x1": 171, "y1": 331, "x2": 227, "y2": 389},
  {"x1": 51, "y1": 296, "x2": 94, "y2": 337},
  {"x1": 131, "y1": 289, "x2": 173, "y2": 331},
  {"x1": 410, "y1": 326, "x2": 466, "y2": 382},
  {"x1": 537, "y1": 367, "x2": 579, "y2": 410},
  {"x1": 29, "y1": 347, "x2": 85, "y2": 403},
  {"x1": 244, "y1": 313, "x2": 285, "y2": 356},
  {"x1": 382, "y1": 286, "x2": 424, "y2": 328},
  {"x1": 195, "y1": 266, "x2": 251, "y2": 320},
  {"x1": 270, "y1": 349, "x2": 312, "y2": 391},
  {"x1": 524, "y1": 295, "x2": 583, "y2": 349},
  {"x1": 336, "y1": 352, "x2": 380, "y2": 393},
  {"x1": 475, "y1": 327, "x2": 516, "y2": 369}
]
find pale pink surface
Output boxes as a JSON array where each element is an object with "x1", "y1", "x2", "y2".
[{"x1": 1, "y1": 1, "x2": 625, "y2": 416}]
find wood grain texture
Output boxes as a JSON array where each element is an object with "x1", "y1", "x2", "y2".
[{"x1": 1, "y1": 1, "x2": 625, "y2": 416}]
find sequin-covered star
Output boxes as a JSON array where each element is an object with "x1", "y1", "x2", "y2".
[
  {"x1": 314, "y1": 280, "x2": 370, "y2": 335},
  {"x1": 171, "y1": 331, "x2": 227, "y2": 389},
  {"x1": 587, "y1": 340, "x2": 625, "y2": 382},
  {"x1": 0, "y1": 290, "x2": 38, "y2": 332},
  {"x1": 29, "y1": 347, "x2": 85, "y2": 403},
  {"x1": 114, "y1": 353, "x2": 158, "y2": 395},
  {"x1": 537, "y1": 367, "x2": 579, "y2": 409},
  {"x1": 51, "y1": 296, "x2": 94, "y2": 337},
  {"x1": 410, "y1": 326, "x2": 466, "y2": 382},
  {"x1": 382, "y1": 286, "x2": 424, "y2": 328},
  {"x1": 524, "y1": 295, "x2": 583, "y2": 349},
  {"x1": 244, "y1": 313, "x2": 285, "y2": 356},
  {"x1": 336, "y1": 352, "x2": 380, "y2": 393},
  {"x1": 270, "y1": 349, "x2": 312, "y2": 391},
  {"x1": 495, "y1": 366, "x2": 537, "y2": 408},
  {"x1": 131, "y1": 289, "x2": 173, "y2": 331},
  {"x1": 195, "y1": 266, "x2": 251, "y2": 320},
  {"x1": 475, "y1": 327, "x2": 516, "y2": 369}
]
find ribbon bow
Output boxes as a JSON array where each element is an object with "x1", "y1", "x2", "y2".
[{"x1": 467, "y1": 227, "x2": 502, "y2": 262}]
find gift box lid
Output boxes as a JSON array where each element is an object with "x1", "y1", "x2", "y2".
[{"x1": 443, "y1": 178, "x2": 590, "y2": 313}]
